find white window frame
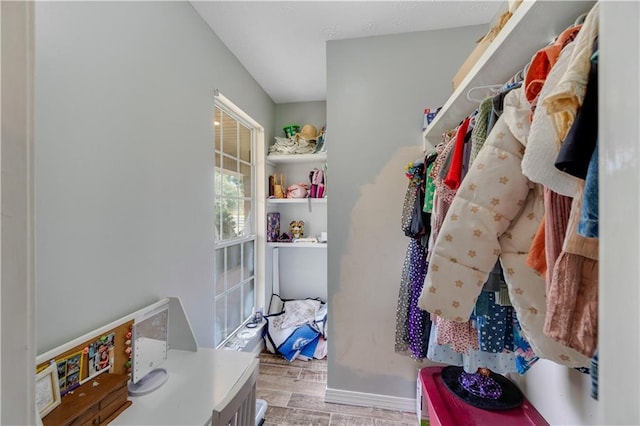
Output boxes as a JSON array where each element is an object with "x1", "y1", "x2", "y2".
[{"x1": 213, "y1": 91, "x2": 266, "y2": 347}]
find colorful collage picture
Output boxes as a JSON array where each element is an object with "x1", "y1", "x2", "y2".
[
  {"x1": 56, "y1": 351, "x2": 83, "y2": 396},
  {"x1": 88, "y1": 333, "x2": 115, "y2": 378}
]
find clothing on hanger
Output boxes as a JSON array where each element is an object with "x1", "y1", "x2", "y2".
[
  {"x1": 419, "y1": 86, "x2": 591, "y2": 368},
  {"x1": 466, "y1": 84, "x2": 503, "y2": 103},
  {"x1": 554, "y1": 37, "x2": 598, "y2": 179}
]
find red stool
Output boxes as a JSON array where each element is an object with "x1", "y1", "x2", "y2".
[{"x1": 419, "y1": 367, "x2": 548, "y2": 426}]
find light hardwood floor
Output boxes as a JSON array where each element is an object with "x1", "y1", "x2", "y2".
[{"x1": 257, "y1": 352, "x2": 417, "y2": 426}]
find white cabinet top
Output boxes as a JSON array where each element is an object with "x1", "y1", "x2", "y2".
[{"x1": 422, "y1": 0, "x2": 596, "y2": 150}]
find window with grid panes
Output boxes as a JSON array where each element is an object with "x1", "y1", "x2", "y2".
[{"x1": 213, "y1": 102, "x2": 256, "y2": 347}]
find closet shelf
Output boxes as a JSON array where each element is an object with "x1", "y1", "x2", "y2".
[
  {"x1": 267, "y1": 198, "x2": 327, "y2": 205},
  {"x1": 266, "y1": 152, "x2": 327, "y2": 165},
  {"x1": 267, "y1": 242, "x2": 327, "y2": 249},
  {"x1": 422, "y1": 0, "x2": 596, "y2": 151}
]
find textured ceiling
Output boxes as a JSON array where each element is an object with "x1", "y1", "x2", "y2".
[{"x1": 191, "y1": 1, "x2": 504, "y2": 104}]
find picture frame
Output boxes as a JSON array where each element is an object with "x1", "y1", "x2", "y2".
[
  {"x1": 35, "y1": 363, "x2": 61, "y2": 419},
  {"x1": 88, "y1": 332, "x2": 115, "y2": 379}
]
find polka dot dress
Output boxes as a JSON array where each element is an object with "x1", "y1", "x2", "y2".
[
  {"x1": 474, "y1": 291, "x2": 514, "y2": 353},
  {"x1": 395, "y1": 164, "x2": 432, "y2": 360}
]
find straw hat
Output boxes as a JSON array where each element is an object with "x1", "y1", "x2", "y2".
[{"x1": 296, "y1": 124, "x2": 321, "y2": 141}]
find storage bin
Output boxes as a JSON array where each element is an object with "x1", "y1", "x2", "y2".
[{"x1": 255, "y1": 399, "x2": 267, "y2": 426}]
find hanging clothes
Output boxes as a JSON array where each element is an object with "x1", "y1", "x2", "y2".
[
  {"x1": 579, "y1": 140, "x2": 599, "y2": 238},
  {"x1": 423, "y1": 121, "x2": 519, "y2": 375},
  {"x1": 444, "y1": 117, "x2": 471, "y2": 190},
  {"x1": 395, "y1": 158, "x2": 435, "y2": 360},
  {"x1": 543, "y1": 2, "x2": 600, "y2": 142},
  {"x1": 544, "y1": 182, "x2": 599, "y2": 358},
  {"x1": 470, "y1": 98, "x2": 493, "y2": 165},
  {"x1": 426, "y1": 322, "x2": 517, "y2": 374},
  {"x1": 521, "y1": 41, "x2": 581, "y2": 197},
  {"x1": 524, "y1": 23, "x2": 582, "y2": 113},
  {"x1": 474, "y1": 291, "x2": 514, "y2": 353},
  {"x1": 395, "y1": 239, "x2": 431, "y2": 359},
  {"x1": 554, "y1": 38, "x2": 598, "y2": 179},
  {"x1": 543, "y1": 36, "x2": 600, "y2": 359},
  {"x1": 418, "y1": 86, "x2": 591, "y2": 368}
]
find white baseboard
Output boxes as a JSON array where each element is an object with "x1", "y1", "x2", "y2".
[{"x1": 325, "y1": 387, "x2": 416, "y2": 413}]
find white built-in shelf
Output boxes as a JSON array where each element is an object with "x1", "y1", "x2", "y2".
[
  {"x1": 267, "y1": 198, "x2": 327, "y2": 205},
  {"x1": 267, "y1": 242, "x2": 327, "y2": 249},
  {"x1": 422, "y1": 0, "x2": 596, "y2": 151},
  {"x1": 266, "y1": 152, "x2": 327, "y2": 165}
]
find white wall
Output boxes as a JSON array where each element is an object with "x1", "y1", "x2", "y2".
[
  {"x1": 510, "y1": 361, "x2": 596, "y2": 425},
  {"x1": 1, "y1": 2, "x2": 36, "y2": 424},
  {"x1": 326, "y1": 25, "x2": 488, "y2": 402},
  {"x1": 275, "y1": 101, "x2": 327, "y2": 137},
  {"x1": 598, "y1": 2, "x2": 640, "y2": 424},
  {"x1": 34, "y1": 1, "x2": 275, "y2": 353}
]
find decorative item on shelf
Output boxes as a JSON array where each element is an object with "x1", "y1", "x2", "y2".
[
  {"x1": 295, "y1": 124, "x2": 321, "y2": 142},
  {"x1": 276, "y1": 232, "x2": 292, "y2": 242},
  {"x1": 289, "y1": 220, "x2": 304, "y2": 240},
  {"x1": 315, "y1": 125, "x2": 327, "y2": 153},
  {"x1": 283, "y1": 124, "x2": 300, "y2": 138},
  {"x1": 286, "y1": 182, "x2": 308, "y2": 198},
  {"x1": 309, "y1": 168, "x2": 325, "y2": 198},
  {"x1": 254, "y1": 307, "x2": 263, "y2": 324},
  {"x1": 423, "y1": 108, "x2": 440, "y2": 130},
  {"x1": 273, "y1": 174, "x2": 285, "y2": 199},
  {"x1": 246, "y1": 307, "x2": 264, "y2": 329},
  {"x1": 267, "y1": 212, "x2": 281, "y2": 242},
  {"x1": 268, "y1": 175, "x2": 275, "y2": 197},
  {"x1": 422, "y1": 108, "x2": 438, "y2": 130},
  {"x1": 318, "y1": 231, "x2": 328, "y2": 243}
]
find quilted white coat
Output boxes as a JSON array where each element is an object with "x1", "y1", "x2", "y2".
[{"x1": 418, "y1": 87, "x2": 590, "y2": 368}]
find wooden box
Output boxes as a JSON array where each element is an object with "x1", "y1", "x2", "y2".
[
  {"x1": 452, "y1": 36, "x2": 495, "y2": 90},
  {"x1": 452, "y1": 8, "x2": 517, "y2": 90},
  {"x1": 43, "y1": 373, "x2": 131, "y2": 426}
]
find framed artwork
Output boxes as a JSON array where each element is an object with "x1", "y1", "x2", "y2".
[
  {"x1": 56, "y1": 350, "x2": 83, "y2": 396},
  {"x1": 36, "y1": 363, "x2": 61, "y2": 418}
]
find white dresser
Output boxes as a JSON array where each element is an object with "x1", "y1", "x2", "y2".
[{"x1": 112, "y1": 348, "x2": 258, "y2": 426}]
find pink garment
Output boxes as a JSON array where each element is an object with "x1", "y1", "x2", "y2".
[
  {"x1": 545, "y1": 252, "x2": 598, "y2": 358},
  {"x1": 544, "y1": 184, "x2": 598, "y2": 357},
  {"x1": 435, "y1": 315, "x2": 479, "y2": 354},
  {"x1": 433, "y1": 132, "x2": 459, "y2": 205},
  {"x1": 543, "y1": 188, "x2": 573, "y2": 289},
  {"x1": 527, "y1": 188, "x2": 572, "y2": 279}
]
